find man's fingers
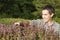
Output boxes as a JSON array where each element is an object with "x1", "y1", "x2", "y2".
[{"x1": 14, "y1": 22, "x2": 20, "y2": 26}]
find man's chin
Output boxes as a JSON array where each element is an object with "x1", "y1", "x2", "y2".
[{"x1": 43, "y1": 20, "x2": 48, "y2": 23}]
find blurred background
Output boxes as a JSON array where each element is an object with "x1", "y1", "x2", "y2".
[{"x1": 0, "y1": 0, "x2": 60, "y2": 24}]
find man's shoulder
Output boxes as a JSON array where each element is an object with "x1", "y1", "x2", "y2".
[
  {"x1": 31, "y1": 19, "x2": 42, "y2": 22},
  {"x1": 30, "y1": 19, "x2": 43, "y2": 25},
  {"x1": 31, "y1": 19, "x2": 42, "y2": 23},
  {"x1": 53, "y1": 21, "x2": 60, "y2": 27}
]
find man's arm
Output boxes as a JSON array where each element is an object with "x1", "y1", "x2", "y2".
[
  {"x1": 14, "y1": 20, "x2": 30, "y2": 26},
  {"x1": 14, "y1": 19, "x2": 41, "y2": 27}
]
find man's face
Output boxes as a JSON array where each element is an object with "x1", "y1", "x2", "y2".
[{"x1": 42, "y1": 10, "x2": 53, "y2": 22}]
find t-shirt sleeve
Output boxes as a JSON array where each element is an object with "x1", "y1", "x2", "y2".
[
  {"x1": 29, "y1": 19, "x2": 41, "y2": 26},
  {"x1": 58, "y1": 25, "x2": 60, "y2": 36}
]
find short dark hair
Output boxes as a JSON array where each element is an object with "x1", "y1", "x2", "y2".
[{"x1": 43, "y1": 5, "x2": 55, "y2": 14}]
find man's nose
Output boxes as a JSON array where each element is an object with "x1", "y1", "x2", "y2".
[{"x1": 42, "y1": 15, "x2": 45, "y2": 18}]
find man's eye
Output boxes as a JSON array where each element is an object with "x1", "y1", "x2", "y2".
[
  {"x1": 44, "y1": 14, "x2": 47, "y2": 15},
  {"x1": 42, "y1": 14, "x2": 47, "y2": 15}
]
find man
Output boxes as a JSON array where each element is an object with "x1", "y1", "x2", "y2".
[
  {"x1": 29, "y1": 5, "x2": 60, "y2": 40},
  {"x1": 31, "y1": 5, "x2": 60, "y2": 35},
  {"x1": 14, "y1": 5, "x2": 60, "y2": 37}
]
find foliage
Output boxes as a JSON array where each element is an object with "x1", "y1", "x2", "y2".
[
  {"x1": 0, "y1": 21, "x2": 59, "y2": 40},
  {"x1": 0, "y1": 18, "x2": 60, "y2": 25},
  {"x1": 0, "y1": 0, "x2": 60, "y2": 19},
  {"x1": 0, "y1": 18, "x2": 22, "y2": 25}
]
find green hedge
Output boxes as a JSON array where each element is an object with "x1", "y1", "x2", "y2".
[{"x1": 0, "y1": 18, "x2": 60, "y2": 25}]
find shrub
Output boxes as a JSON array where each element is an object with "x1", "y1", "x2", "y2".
[{"x1": 0, "y1": 20, "x2": 59, "y2": 40}]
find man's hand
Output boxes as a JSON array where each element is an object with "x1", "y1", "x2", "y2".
[
  {"x1": 14, "y1": 22, "x2": 20, "y2": 26},
  {"x1": 14, "y1": 20, "x2": 30, "y2": 26}
]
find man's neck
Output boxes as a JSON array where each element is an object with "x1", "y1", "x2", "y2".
[{"x1": 47, "y1": 19, "x2": 53, "y2": 26}]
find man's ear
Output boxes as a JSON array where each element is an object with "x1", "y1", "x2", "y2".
[{"x1": 51, "y1": 13, "x2": 54, "y2": 17}]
